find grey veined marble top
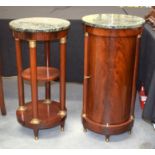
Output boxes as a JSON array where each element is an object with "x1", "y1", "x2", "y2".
[
  {"x1": 82, "y1": 14, "x2": 145, "y2": 29},
  {"x1": 9, "y1": 17, "x2": 70, "y2": 32}
]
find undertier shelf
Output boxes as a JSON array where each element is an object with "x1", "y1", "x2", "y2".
[
  {"x1": 22, "y1": 66, "x2": 59, "y2": 81},
  {"x1": 16, "y1": 100, "x2": 65, "y2": 129}
]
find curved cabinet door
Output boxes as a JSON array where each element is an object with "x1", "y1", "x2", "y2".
[{"x1": 83, "y1": 26, "x2": 142, "y2": 136}]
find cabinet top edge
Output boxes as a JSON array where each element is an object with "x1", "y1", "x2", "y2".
[{"x1": 82, "y1": 14, "x2": 145, "y2": 29}]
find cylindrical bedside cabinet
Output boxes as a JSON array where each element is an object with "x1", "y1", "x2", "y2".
[
  {"x1": 9, "y1": 17, "x2": 70, "y2": 140},
  {"x1": 82, "y1": 14, "x2": 145, "y2": 141}
]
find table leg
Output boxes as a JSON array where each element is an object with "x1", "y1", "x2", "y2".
[
  {"x1": 59, "y1": 37, "x2": 67, "y2": 130},
  {"x1": 15, "y1": 39, "x2": 26, "y2": 111},
  {"x1": 130, "y1": 34, "x2": 141, "y2": 117},
  {"x1": 44, "y1": 41, "x2": 51, "y2": 103},
  {"x1": 0, "y1": 76, "x2": 6, "y2": 115},
  {"x1": 82, "y1": 32, "x2": 89, "y2": 131},
  {"x1": 29, "y1": 40, "x2": 40, "y2": 139},
  {"x1": 82, "y1": 32, "x2": 89, "y2": 117}
]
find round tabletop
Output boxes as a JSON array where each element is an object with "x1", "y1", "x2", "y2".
[
  {"x1": 9, "y1": 17, "x2": 70, "y2": 33},
  {"x1": 82, "y1": 14, "x2": 145, "y2": 29}
]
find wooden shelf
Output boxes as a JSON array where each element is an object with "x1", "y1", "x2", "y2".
[
  {"x1": 16, "y1": 100, "x2": 66, "y2": 129},
  {"x1": 22, "y1": 66, "x2": 59, "y2": 81}
]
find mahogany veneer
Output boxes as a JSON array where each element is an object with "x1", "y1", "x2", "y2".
[{"x1": 82, "y1": 23, "x2": 144, "y2": 142}]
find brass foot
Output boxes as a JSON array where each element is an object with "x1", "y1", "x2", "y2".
[
  {"x1": 105, "y1": 136, "x2": 110, "y2": 143},
  {"x1": 83, "y1": 128, "x2": 87, "y2": 132},
  {"x1": 61, "y1": 127, "x2": 64, "y2": 132},
  {"x1": 34, "y1": 136, "x2": 38, "y2": 140},
  {"x1": 60, "y1": 122, "x2": 65, "y2": 132}
]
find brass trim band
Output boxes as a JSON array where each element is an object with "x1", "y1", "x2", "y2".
[
  {"x1": 60, "y1": 37, "x2": 67, "y2": 44},
  {"x1": 85, "y1": 32, "x2": 89, "y2": 37},
  {"x1": 29, "y1": 40, "x2": 36, "y2": 48}
]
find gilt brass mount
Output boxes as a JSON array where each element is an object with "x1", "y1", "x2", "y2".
[
  {"x1": 29, "y1": 40, "x2": 36, "y2": 48},
  {"x1": 43, "y1": 99, "x2": 51, "y2": 104},
  {"x1": 60, "y1": 37, "x2": 66, "y2": 44},
  {"x1": 17, "y1": 106, "x2": 27, "y2": 111},
  {"x1": 57, "y1": 110, "x2": 66, "y2": 118},
  {"x1": 82, "y1": 113, "x2": 86, "y2": 118},
  {"x1": 30, "y1": 118, "x2": 41, "y2": 125}
]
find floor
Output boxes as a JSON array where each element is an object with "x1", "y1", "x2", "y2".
[{"x1": 0, "y1": 77, "x2": 155, "y2": 149}]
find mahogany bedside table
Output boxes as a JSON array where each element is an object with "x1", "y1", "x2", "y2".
[
  {"x1": 9, "y1": 17, "x2": 70, "y2": 140},
  {"x1": 82, "y1": 14, "x2": 145, "y2": 142}
]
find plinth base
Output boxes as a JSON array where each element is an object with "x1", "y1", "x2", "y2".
[
  {"x1": 16, "y1": 100, "x2": 66, "y2": 138},
  {"x1": 82, "y1": 116, "x2": 134, "y2": 141}
]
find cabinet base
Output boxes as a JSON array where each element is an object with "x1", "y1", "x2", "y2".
[
  {"x1": 16, "y1": 100, "x2": 66, "y2": 139},
  {"x1": 82, "y1": 116, "x2": 133, "y2": 136}
]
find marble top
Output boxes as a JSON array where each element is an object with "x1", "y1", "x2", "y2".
[
  {"x1": 9, "y1": 17, "x2": 70, "y2": 32},
  {"x1": 82, "y1": 14, "x2": 145, "y2": 29}
]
